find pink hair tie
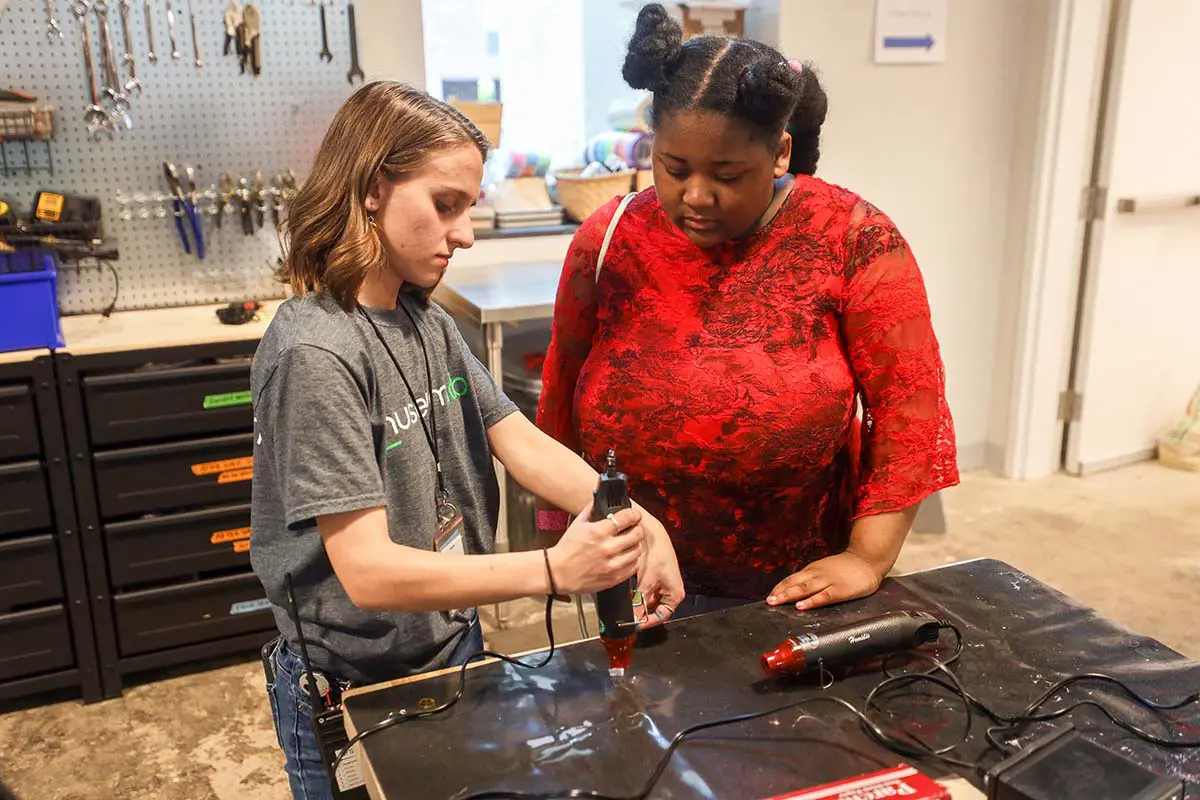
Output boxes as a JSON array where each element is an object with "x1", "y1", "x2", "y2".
[{"x1": 787, "y1": 59, "x2": 804, "y2": 73}]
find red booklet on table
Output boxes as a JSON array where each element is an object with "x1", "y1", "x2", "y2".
[{"x1": 760, "y1": 764, "x2": 951, "y2": 800}]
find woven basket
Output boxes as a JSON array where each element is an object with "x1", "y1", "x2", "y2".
[{"x1": 554, "y1": 169, "x2": 634, "y2": 223}]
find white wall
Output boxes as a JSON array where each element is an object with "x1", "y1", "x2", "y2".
[
  {"x1": 357, "y1": 0, "x2": 427, "y2": 87},
  {"x1": 772, "y1": 0, "x2": 1049, "y2": 469}
]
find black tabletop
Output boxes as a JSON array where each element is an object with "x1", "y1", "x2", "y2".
[{"x1": 343, "y1": 558, "x2": 1200, "y2": 799}]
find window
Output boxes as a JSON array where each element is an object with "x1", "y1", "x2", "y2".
[
  {"x1": 421, "y1": 0, "x2": 643, "y2": 162},
  {"x1": 441, "y1": 79, "x2": 479, "y2": 102}
]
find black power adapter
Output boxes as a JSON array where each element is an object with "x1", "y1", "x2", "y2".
[{"x1": 985, "y1": 725, "x2": 1184, "y2": 800}]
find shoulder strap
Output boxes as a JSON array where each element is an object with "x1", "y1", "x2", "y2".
[{"x1": 595, "y1": 192, "x2": 637, "y2": 285}]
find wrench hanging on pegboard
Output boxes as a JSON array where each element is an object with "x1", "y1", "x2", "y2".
[{"x1": 0, "y1": 0, "x2": 357, "y2": 314}]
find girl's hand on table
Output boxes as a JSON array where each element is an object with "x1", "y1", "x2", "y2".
[{"x1": 765, "y1": 551, "x2": 885, "y2": 611}]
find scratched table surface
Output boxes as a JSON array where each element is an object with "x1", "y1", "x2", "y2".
[{"x1": 343, "y1": 558, "x2": 1200, "y2": 799}]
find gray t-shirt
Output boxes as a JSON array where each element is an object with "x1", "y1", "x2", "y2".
[{"x1": 249, "y1": 292, "x2": 518, "y2": 683}]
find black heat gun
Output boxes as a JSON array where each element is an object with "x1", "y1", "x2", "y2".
[
  {"x1": 590, "y1": 450, "x2": 637, "y2": 673},
  {"x1": 760, "y1": 610, "x2": 944, "y2": 677}
]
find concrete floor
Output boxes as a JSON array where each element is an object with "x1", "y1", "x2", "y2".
[{"x1": 1, "y1": 462, "x2": 1196, "y2": 799}]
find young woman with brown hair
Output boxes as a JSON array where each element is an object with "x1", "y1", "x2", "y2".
[{"x1": 250, "y1": 81, "x2": 684, "y2": 799}]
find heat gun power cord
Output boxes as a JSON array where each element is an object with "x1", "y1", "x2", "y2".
[
  {"x1": 456, "y1": 622, "x2": 1200, "y2": 800},
  {"x1": 334, "y1": 613, "x2": 1200, "y2": 799},
  {"x1": 331, "y1": 594, "x2": 560, "y2": 777}
]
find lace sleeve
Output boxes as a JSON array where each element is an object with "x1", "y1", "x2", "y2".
[
  {"x1": 535, "y1": 197, "x2": 623, "y2": 455},
  {"x1": 840, "y1": 200, "x2": 960, "y2": 519}
]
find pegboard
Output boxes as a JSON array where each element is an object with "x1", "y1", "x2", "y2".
[{"x1": 0, "y1": 0, "x2": 363, "y2": 314}]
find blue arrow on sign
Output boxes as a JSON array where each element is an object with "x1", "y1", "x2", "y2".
[{"x1": 883, "y1": 34, "x2": 935, "y2": 49}]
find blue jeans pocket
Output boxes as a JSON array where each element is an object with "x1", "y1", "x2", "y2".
[{"x1": 268, "y1": 642, "x2": 335, "y2": 800}]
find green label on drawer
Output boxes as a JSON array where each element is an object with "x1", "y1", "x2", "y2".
[{"x1": 203, "y1": 390, "x2": 253, "y2": 410}]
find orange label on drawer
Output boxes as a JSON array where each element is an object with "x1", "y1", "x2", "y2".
[
  {"x1": 191, "y1": 456, "x2": 254, "y2": 476},
  {"x1": 233, "y1": 539, "x2": 251, "y2": 553},
  {"x1": 217, "y1": 468, "x2": 254, "y2": 484},
  {"x1": 211, "y1": 527, "x2": 251, "y2": 545}
]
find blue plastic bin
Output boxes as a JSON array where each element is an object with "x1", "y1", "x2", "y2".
[{"x1": 0, "y1": 250, "x2": 66, "y2": 353}]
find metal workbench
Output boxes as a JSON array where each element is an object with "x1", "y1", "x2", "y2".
[{"x1": 343, "y1": 557, "x2": 1200, "y2": 799}]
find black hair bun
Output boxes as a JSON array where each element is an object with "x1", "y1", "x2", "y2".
[
  {"x1": 736, "y1": 56, "x2": 801, "y2": 130},
  {"x1": 623, "y1": 3, "x2": 683, "y2": 92},
  {"x1": 787, "y1": 64, "x2": 829, "y2": 175}
]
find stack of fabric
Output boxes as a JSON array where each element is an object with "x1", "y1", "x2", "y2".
[{"x1": 579, "y1": 95, "x2": 654, "y2": 187}]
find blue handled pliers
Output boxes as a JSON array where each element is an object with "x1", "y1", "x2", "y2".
[{"x1": 163, "y1": 161, "x2": 205, "y2": 259}]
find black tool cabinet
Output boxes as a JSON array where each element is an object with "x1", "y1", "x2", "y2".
[
  {"x1": 0, "y1": 354, "x2": 102, "y2": 704},
  {"x1": 57, "y1": 341, "x2": 277, "y2": 700}
]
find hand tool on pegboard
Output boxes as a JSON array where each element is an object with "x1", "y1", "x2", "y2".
[
  {"x1": 94, "y1": 1, "x2": 133, "y2": 130},
  {"x1": 238, "y1": 2, "x2": 261, "y2": 76},
  {"x1": 143, "y1": 0, "x2": 157, "y2": 61},
  {"x1": 71, "y1": 0, "x2": 114, "y2": 140},
  {"x1": 216, "y1": 174, "x2": 234, "y2": 229},
  {"x1": 117, "y1": 0, "x2": 141, "y2": 93},
  {"x1": 269, "y1": 173, "x2": 283, "y2": 227},
  {"x1": 189, "y1": 0, "x2": 202, "y2": 68},
  {"x1": 223, "y1": 0, "x2": 241, "y2": 56},
  {"x1": 318, "y1": 0, "x2": 332, "y2": 62},
  {"x1": 163, "y1": 162, "x2": 205, "y2": 258},
  {"x1": 346, "y1": 1, "x2": 364, "y2": 84},
  {"x1": 281, "y1": 169, "x2": 298, "y2": 203},
  {"x1": 252, "y1": 169, "x2": 266, "y2": 229},
  {"x1": 45, "y1": 0, "x2": 64, "y2": 40},
  {"x1": 165, "y1": 0, "x2": 181, "y2": 58},
  {"x1": 237, "y1": 176, "x2": 254, "y2": 235}
]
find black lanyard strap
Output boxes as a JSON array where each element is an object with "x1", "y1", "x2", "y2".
[{"x1": 358, "y1": 299, "x2": 447, "y2": 502}]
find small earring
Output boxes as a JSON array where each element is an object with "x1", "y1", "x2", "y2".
[{"x1": 367, "y1": 215, "x2": 378, "y2": 228}]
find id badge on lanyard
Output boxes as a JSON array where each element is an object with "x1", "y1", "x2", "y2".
[
  {"x1": 434, "y1": 496, "x2": 466, "y2": 556},
  {"x1": 436, "y1": 495, "x2": 472, "y2": 623}
]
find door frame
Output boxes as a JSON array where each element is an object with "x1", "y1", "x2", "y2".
[
  {"x1": 1060, "y1": 0, "x2": 1131, "y2": 475},
  {"x1": 997, "y1": 0, "x2": 1118, "y2": 479}
]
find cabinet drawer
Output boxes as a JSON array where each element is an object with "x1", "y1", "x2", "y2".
[
  {"x1": 0, "y1": 460, "x2": 52, "y2": 537},
  {"x1": 0, "y1": 534, "x2": 61, "y2": 611},
  {"x1": 0, "y1": 384, "x2": 40, "y2": 461},
  {"x1": 93, "y1": 433, "x2": 254, "y2": 519},
  {"x1": 83, "y1": 362, "x2": 253, "y2": 447},
  {"x1": 0, "y1": 605, "x2": 73, "y2": 682},
  {"x1": 106, "y1": 504, "x2": 252, "y2": 588},
  {"x1": 113, "y1": 572, "x2": 275, "y2": 657}
]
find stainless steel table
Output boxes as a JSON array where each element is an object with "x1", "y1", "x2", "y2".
[
  {"x1": 433, "y1": 261, "x2": 564, "y2": 550},
  {"x1": 434, "y1": 261, "x2": 567, "y2": 630}
]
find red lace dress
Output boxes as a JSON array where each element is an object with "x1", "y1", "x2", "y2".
[{"x1": 536, "y1": 176, "x2": 959, "y2": 599}]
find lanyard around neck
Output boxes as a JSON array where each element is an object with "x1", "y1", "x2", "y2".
[{"x1": 358, "y1": 299, "x2": 447, "y2": 502}]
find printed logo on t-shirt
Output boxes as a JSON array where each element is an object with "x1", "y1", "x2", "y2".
[{"x1": 384, "y1": 373, "x2": 471, "y2": 451}]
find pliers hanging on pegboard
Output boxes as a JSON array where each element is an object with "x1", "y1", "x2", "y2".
[{"x1": 163, "y1": 161, "x2": 205, "y2": 259}]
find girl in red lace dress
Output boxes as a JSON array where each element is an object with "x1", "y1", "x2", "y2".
[{"x1": 537, "y1": 5, "x2": 959, "y2": 619}]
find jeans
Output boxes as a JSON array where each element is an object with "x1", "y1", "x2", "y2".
[{"x1": 266, "y1": 618, "x2": 486, "y2": 800}]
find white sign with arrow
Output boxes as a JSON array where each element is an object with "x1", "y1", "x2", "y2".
[{"x1": 874, "y1": 0, "x2": 947, "y2": 64}]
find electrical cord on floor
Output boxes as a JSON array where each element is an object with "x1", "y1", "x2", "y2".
[{"x1": 331, "y1": 594, "x2": 560, "y2": 776}]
